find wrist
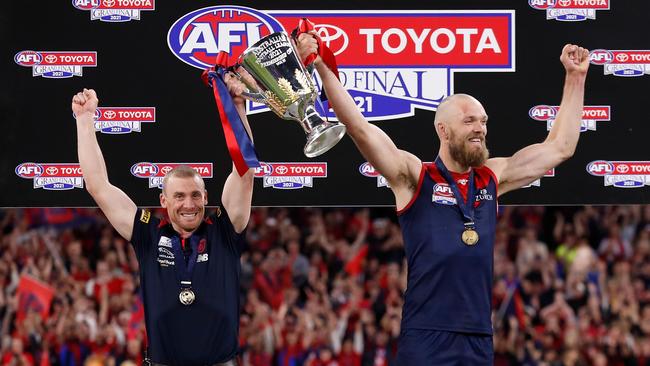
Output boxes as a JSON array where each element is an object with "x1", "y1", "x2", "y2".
[
  {"x1": 565, "y1": 72, "x2": 587, "y2": 83},
  {"x1": 75, "y1": 110, "x2": 96, "y2": 121}
]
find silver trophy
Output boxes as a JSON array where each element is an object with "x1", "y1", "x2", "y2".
[{"x1": 235, "y1": 31, "x2": 346, "y2": 158}]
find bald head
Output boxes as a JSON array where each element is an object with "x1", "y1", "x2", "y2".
[
  {"x1": 435, "y1": 94, "x2": 482, "y2": 129},
  {"x1": 433, "y1": 93, "x2": 489, "y2": 169}
]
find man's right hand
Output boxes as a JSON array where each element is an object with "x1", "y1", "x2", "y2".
[
  {"x1": 71, "y1": 88, "x2": 98, "y2": 119},
  {"x1": 295, "y1": 32, "x2": 320, "y2": 65},
  {"x1": 224, "y1": 68, "x2": 255, "y2": 107}
]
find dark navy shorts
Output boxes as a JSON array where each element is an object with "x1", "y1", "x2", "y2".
[{"x1": 396, "y1": 329, "x2": 493, "y2": 366}]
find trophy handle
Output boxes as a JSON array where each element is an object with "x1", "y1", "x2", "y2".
[
  {"x1": 240, "y1": 91, "x2": 265, "y2": 104},
  {"x1": 231, "y1": 69, "x2": 266, "y2": 104}
]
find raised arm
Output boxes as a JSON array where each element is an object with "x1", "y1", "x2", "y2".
[
  {"x1": 220, "y1": 72, "x2": 254, "y2": 233},
  {"x1": 73, "y1": 89, "x2": 136, "y2": 240},
  {"x1": 297, "y1": 33, "x2": 421, "y2": 209},
  {"x1": 486, "y1": 44, "x2": 590, "y2": 196}
]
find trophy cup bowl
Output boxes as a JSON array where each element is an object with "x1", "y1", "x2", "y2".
[{"x1": 235, "y1": 31, "x2": 346, "y2": 158}]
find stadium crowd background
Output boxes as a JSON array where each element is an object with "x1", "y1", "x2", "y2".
[{"x1": 1, "y1": 205, "x2": 650, "y2": 366}]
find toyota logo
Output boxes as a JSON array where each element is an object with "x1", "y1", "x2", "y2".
[
  {"x1": 557, "y1": 0, "x2": 571, "y2": 7},
  {"x1": 160, "y1": 166, "x2": 173, "y2": 175},
  {"x1": 315, "y1": 24, "x2": 349, "y2": 56},
  {"x1": 45, "y1": 55, "x2": 57, "y2": 64},
  {"x1": 275, "y1": 166, "x2": 288, "y2": 175},
  {"x1": 616, "y1": 53, "x2": 629, "y2": 63},
  {"x1": 103, "y1": 110, "x2": 116, "y2": 119},
  {"x1": 103, "y1": 0, "x2": 115, "y2": 7},
  {"x1": 616, "y1": 165, "x2": 629, "y2": 173},
  {"x1": 46, "y1": 167, "x2": 59, "y2": 175}
]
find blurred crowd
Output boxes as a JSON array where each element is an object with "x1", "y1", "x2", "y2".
[{"x1": 0, "y1": 205, "x2": 649, "y2": 366}]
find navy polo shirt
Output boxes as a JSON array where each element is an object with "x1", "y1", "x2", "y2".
[{"x1": 131, "y1": 207, "x2": 243, "y2": 365}]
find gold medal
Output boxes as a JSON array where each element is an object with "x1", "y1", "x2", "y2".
[
  {"x1": 179, "y1": 288, "x2": 196, "y2": 305},
  {"x1": 462, "y1": 228, "x2": 479, "y2": 246}
]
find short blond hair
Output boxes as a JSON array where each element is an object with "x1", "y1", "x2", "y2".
[{"x1": 162, "y1": 165, "x2": 204, "y2": 194}]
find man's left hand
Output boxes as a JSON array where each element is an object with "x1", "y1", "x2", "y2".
[{"x1": 560, "y1": 44, "x2": 590, "y2": 76}]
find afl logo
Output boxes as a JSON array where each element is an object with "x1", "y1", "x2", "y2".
[
  {"x1": 589, "y1": 49, "x2": 613, "y2": 65},
  {"x1": 72, "y1": 0, "x2": 100, "y2": 10},
  {"x1": 528, "y1": 105, "x2": 556, "y2": 121},
  {"x1": 15, "y1": 163, "x2": 44, "y2": 178},
  {"x1": 314, "y1": 24, "x2": 348, "y2": 56},
  {"x1": 432, "y1": 183, "x2": 456, "y2": 205},
  {"x1": 254, "y1": 162, "x2": 272, "y2": 177},
  {"x1": 14, "y1": 51, "x2": 42, "y2": 66},
  {"x1": 528, "y1": 0, "x2": 555, "y2": 10},
  {"x1": 130, "y1": 162, "x2": 159, "y2": 178},
  {"x1": 167, "y1": 6, "x2": 284, "y2": 70},
  {"x1": 359, "y1": 162, "x2": 380, "y2": 177},
  {"x1": 586, "y1": 160, "x2": 614, "y2": 176}
]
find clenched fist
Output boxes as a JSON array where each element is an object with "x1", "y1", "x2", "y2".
[
  {"x1": 71, "y1": 88, "x2": 98, "y2": 119},
  {"x1": 560, "y1": 44, "x2": 590, "y2": 76}
]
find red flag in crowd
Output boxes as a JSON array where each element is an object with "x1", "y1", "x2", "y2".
[{"x1": 16, "y1": 274, "x2": 55, "y2": 321}]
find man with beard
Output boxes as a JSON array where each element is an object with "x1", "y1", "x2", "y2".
[
  {"x1": 296, "y1": 35, "x2": 590, "y2": 364},
  {"x1": 72, "y1": 73, "x2": 254, "y2": 365}
]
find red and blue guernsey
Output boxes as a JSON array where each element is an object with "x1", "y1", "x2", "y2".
[
  {"x1": 130, "y1": 207, "x2": 242, "y2": 365},
  {"x1": 397, "y1": 157, "x2": 497, "y2": 335}
]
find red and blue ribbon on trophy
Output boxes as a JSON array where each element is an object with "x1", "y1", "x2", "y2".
[{"x1": 202, "y1": 18, "x2": 339, "y2": 176}]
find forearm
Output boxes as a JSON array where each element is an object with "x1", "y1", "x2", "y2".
[
  {"x1": 76, "y1": 113, "x2": 110, "y2": 193},
  {"x1": 315, "y1": 62, "x2": 368, "y2": 136},
  {"x1": 546, "y1": 73, "x2": 586, "y2": 157}
]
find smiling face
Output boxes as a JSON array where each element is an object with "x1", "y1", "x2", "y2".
[
  {"x1": 435, "y1": 94, "x2": 490, "y2": 169},
  {"x1": 160, "y1": 167, "x2": 207, "y2": 237}
]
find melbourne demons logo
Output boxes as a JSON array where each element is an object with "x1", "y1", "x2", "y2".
[
  {"x1": 131, "y1": 163, "x2": 213, "y2": 189},
  {"x1": 590, "y1": 49, "x2": 650, "y2": 77},
  {"x1": 529, "y1": 105, "x2": 611, "y2": 132},
  {"x1": 587, "y1": 161, "x2": 650, "y2": 188},
  {"x1": 91, "y1": 107, "x2": 156, "y2": 134},
  {"x1": 15, "y1": 163, "x2": 83, "y2": 190},
  {"x1": 72, "y1": 0, "x2": 155, "y2": 22},
  {"x1": 529, "y1": 0, "x2": 609, "y2": 21},
  {"x1": 523, "y1": 169, "x2": 555, "y2": 188},
  {"x1": 15, "y1": 51, "x2": 97, "y2": 78},
  {"x1": 168, "y1": 7, "x2": 514, "y2": 121},
  {"x1": 254, "y1": 162, "x2": 327, "y2": 189}
]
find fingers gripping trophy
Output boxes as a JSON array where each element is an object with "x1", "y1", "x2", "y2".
[{"x1": 204, "y1": 19, "x2": 346, "y2": 159}]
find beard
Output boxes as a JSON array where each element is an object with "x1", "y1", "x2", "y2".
[{"x1": 448, "y1": 130, "x2": 489, "y2": 168}]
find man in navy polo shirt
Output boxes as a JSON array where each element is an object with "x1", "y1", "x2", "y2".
[
  {"x1": 297, "y1": 34, "x2": 590, "y2": 365},
  {"x1": 72, "y1": 75, "x2": 253, "y2": 365}
]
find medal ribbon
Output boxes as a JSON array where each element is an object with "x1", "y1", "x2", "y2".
[
  {"x1": 201, "y1": 51, "x2": 260, "y2": 177},
  {"x1": 170, "y1": 235, "x2": 200, "y2": 291},
  {"x1": 434, "y1": 156, "x2": 476, "y2": 227}
]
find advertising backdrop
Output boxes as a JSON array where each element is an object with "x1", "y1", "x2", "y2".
[{"x1": 3, "y1": 1, "x2": 650, "y2": 207}]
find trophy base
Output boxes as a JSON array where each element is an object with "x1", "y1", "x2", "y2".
[{"x1": 304, "y1": 123, "x2": 347, "y2": 158}]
